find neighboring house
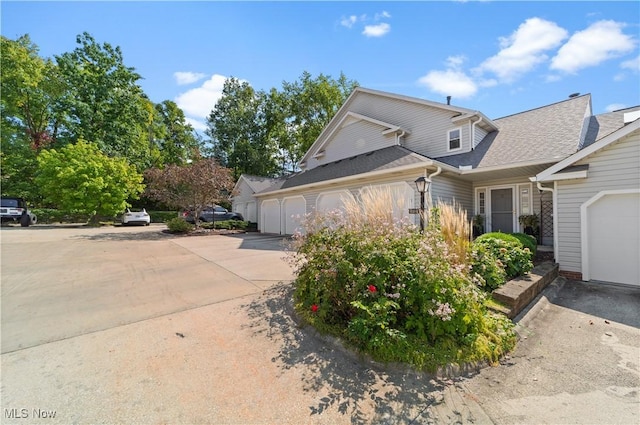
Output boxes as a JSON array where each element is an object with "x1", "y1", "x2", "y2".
[
  {"x1": 232, "y1": 87, "x2": 640, "y2": 286},
  {"x1": 231, "y1": 174, "x2": 284, "y2": 224}
]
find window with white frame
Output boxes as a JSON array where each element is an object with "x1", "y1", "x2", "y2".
[
  {"x1": 519, "y1": 185, "x2": 531, "y2": 215},
  {"x1": 477, "y1": 189, "x2": 486, "y2": 215},
  {"x1": 448, "y1": 128, "x2": 461, "y2": 151}
]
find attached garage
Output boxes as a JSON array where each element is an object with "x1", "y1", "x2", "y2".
[
  {"x1": 283, "y1": 196, "x2": 306, "y2": 235},
  {"x1": 583, "y1": 191, "x2": 640, "y2": 286},
  {"x1": 316, "y1": 190, "x2": 354, "y2": 213},
  {"x1": 261, "y1": 200, "x2": 281, "y2": 234},
  {"x1": 246, "y1": 201, "x2": 257, "y2": 223}
]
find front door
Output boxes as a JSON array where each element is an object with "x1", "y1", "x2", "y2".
[{"x1": 491, "y1": 188, "x2": 513, "y2": 233}]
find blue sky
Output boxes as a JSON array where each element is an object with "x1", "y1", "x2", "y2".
[{"x1": 2, "y1": 1, "x2": 639, "y2": 132}]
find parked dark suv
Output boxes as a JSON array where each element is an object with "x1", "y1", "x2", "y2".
[
  {"x1": 182, "y1": 205, "x2": 244, "y2": 223},
  {"x1": 0, "y1": 197, "x2": 37, "y2": 227}
]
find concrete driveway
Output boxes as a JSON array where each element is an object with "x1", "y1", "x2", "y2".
[{"x1": 1, "y1": 224, "x2": 638, "y2": 424}]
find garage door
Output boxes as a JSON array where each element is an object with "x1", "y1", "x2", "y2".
[
  {"x1": 261, "y1": 200, "x2": 281, "y2": 234},
  {"x1": 246, "y1": 201, "x2": 257, "y2": 223},
  {"x1": 316, "y1": 190, "x2": 353, "y2": 213},
  {"x1": 283, "y1": 196, "x2": 306, "y2": 235},
  {"x1": 360, "y1": 182, "x2": 413, "y2": 223},
  {"x1": 587, "y1": 192, "x2": 640, "y2": 286}
]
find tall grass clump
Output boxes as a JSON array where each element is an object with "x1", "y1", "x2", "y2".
[
  {"x1": 437, "y1": 201, "x2": 471, "y2": 266},
  {"x1": 290, "y1": 187, "x2": 516, "y2": 372}
]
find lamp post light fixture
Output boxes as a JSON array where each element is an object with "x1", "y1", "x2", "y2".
[{"x1": 414, "y1": 176, "x2": 431, "y2": 232}]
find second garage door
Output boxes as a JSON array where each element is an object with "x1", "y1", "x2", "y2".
[
  {"x1": 261, "y1": 200, "x2": 281, "y2": 234},
  {"x1": 283, "y1": 196, "x2": 306, "y2": 235}
]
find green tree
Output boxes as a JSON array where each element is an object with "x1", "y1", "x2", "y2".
[
  {"x1": 1, "y1": 35, "x2": 65, "y2": 200},
  {"x1": 54, "y1": 32, "x2": 155, "y2": 170},
  {"x1": 154, "y1": 100, "x2": 202, "y2": 165},
  {"x1": 205, "y1": 77, "x2": 278, "y2": 179},
  {"x1": 144, "y1": 158, "x2": 235, "y2": 228},
  {"x1": 279, "y1": 71, "x2": 358, "y2": 167},
  {"x1": 35, "y1": 140, "x2": 144, "y2": 223}
]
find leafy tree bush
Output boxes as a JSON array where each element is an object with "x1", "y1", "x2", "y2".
[
  {"x1": 472, "y1": 234, "x2": 533, "y2": 280},
  {"x1": 166, "y1": 217, "x2": 193, "y2": 233},
  {"x1": 290, "y1": 192, "x2": 515, "y2": 372},
  {"x1": 35, "y1": 140, "x2": 144, "y2": 224},
  {"x1": 200, "y1": 220, "x2": 248, "y2": 230}
]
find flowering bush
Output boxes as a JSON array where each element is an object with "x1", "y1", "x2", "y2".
[
  {"x1": 472, "y1": 234, "x2": 533, "y2": 280},
  {"x1": 289, "y1": 192, "x2": 515, "y2": 371}
]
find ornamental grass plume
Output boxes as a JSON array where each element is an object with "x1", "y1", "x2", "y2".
[{"x1": 437, "y1": 200, "x2": 471, "y2": 267}]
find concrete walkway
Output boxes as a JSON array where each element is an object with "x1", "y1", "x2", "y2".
[{"x1": 1, "y1": 225, "x2": 638, "y2": 424}]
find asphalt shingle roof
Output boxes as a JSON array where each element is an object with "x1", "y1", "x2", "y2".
[
  {"x1": 242, "y1": 175, "x2": 285, "y2": 193},
  {"x1": 270, "y1": 146, "x2": 430, "y2": 191},
  {"x1": 582, "y1": 106, "x2": 640, "y2": 149},
  {"x1": 437, "y1": 94, "x2": 592, "y2": 169}
]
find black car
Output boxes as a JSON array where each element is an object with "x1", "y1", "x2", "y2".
[{"x1": 182, "y1": 206, "x2": 244, "y2": 223}]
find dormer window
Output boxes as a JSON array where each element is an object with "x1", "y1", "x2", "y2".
[{"x1": 448, "y1": 128, "x2": 461, "y2": 151}]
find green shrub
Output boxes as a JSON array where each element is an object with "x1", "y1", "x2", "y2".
[
  {"x1": 511, "y1": 232, "x2": 537, "y2": 255},
  {"x1": 290, "y1": 192, "x2": 516, "y2": 372},
  {"x1": 149, "y1": 211, "x2": 180, "y2": 223},
  {"x1": 166, "y1": 217, "x2": 193, "y2": 233},
  {"x1": 200, "y1": 220, "x2": 248, "y2": 230},
  {"x1": 470, "y1": 243, "x2": 508, "y2": 291},
  {"x1": 472, "y1": 235, "x2": 533, "y2": 280},
  {"x1": 30, "y1": 208, "x2": 89, "y2": 224}
]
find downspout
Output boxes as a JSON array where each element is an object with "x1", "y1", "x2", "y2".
[
  {"x1": 536, "y1": 181, "x2": 558, "y2": 260},
  {"x1": 395, "y1": 129, "x2": 406, "y2": 146},
  {"x1": 471, "y1": 115, "x2": 483, "y2": 150},
  {"x1": 426, "y1": 166, "x2": 442, "y2": 209}
]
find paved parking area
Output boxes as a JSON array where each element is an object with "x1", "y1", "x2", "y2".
[{"x1": 1, "y1": 224, "x2": 638, "y2": 424}]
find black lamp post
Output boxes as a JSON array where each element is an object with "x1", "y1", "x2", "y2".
[{"x1": 415, "y1": 176, "x2": 431, "y2": 232}]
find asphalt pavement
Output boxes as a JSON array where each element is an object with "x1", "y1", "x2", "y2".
[{"x1": 1, "y1": 224, "x2": 638, "y2": 424}]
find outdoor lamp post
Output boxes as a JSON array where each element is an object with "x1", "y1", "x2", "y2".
[{"x1": 414, "y1": 176, "x2": 431, "y2": 232}]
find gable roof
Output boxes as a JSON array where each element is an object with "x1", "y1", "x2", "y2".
[
  {"x1": 300, "y1": 86, "x2": 497, "y2": 165},
  {"x1": 535, "y1": 116, "x2": 640, "y2": 182},
  {"x1": 260, "y1": 145, "x2": 432, "y2": 193},
  {"x1": 582, "y1": 105, "x2": 640, "y2": 149},
  {"x1": 233, "y1": 174, "x2": 285, "y2": 198},
  {"x1": 437, "y1": 94, "x2": 592, "y2": 170}
]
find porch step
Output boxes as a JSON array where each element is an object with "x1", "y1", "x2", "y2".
[{"x1": 491, "y1": 262, "x2": 559, "y2": 319}]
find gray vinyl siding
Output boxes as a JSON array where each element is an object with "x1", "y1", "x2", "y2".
[
  {"x1": 431, "y1": 177, "x2": 473, "y2": 216},
  {"x1": 474, "y1": 126, "x2": 488, "y2": 149},
  {"x1": 347, "y1": 92, "x2": 473, "y2": 159},
  {"x1": 308, "y1": 120, "x2": 396, "y2": 168},
  {"x1": 555, "y1": 130, "x2": 640, "y2": 274}
]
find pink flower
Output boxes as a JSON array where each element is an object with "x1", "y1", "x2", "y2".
[
  {"x1": 311, "y1": 304, "x2": 319, "y2": 313},
  {"x1": 368, "y1": 285, "x2": 377, "y2": 293}
]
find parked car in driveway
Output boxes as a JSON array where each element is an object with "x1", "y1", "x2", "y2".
[
  {"x1": 0, "y1": 197, "x2": 37, "y2": 227},
  {"x1": 121, "y1": 208, "x2": 151, "y2": 226},
  {"x1": 182, "y1": 205, "x2": 244, "y2": 223}
]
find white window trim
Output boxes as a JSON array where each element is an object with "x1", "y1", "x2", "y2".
[
  {"x1": 517, "y1": 183, "x2": 533, "y2": 231},
  {"x1": 447, "y1": 127, "x2": 462, "y2": 152},
  {"x1": 475, "y1": 187, "x2": 487, "y2": 216}
]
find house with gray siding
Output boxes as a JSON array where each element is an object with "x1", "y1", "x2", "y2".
[{"x1": 232, "y1": 87, "x2": 640, "y2": 286}]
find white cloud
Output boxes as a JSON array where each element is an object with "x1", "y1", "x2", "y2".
[
  {"x1": 479, "y1": 18, "x2": 568, "y2": 82},
  {"x1": 185, "y1": 117, "x2": 207, "y2": 132},
  {"x1": 175, "y1": 74, "x2": 227, "y2": 119},
  {"x1": 621, "y1": 55, "x2": 640, "y2": 72},
  {"x1": 340, "y1": 15, "x2": 358, "y2": 28},
  {"x1": 417, "y1": 69, "x2": 478, "y2": 99},
  {"x1": 174, "y1": 71, "x2": 207, "y2": 85},
  {"x1": 551, "y1": 20, "x2": 636, "y2": 73},
  {"x1": 363, "y1": 23, "x2": 390, "y2": 38},
  {"x1": 375, "y1": 11, "x2": 391, "y2": 20},
  {"x1": 605, "y1": 103, "x2": 627, "y2": 112}
]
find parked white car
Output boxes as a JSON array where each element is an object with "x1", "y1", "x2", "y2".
[
  {"x1": 1, "y1": 197, "x2": 37, "y2": 227},
  {"x1": 121, "y1": 208, "x2": 150, "y2": 226}
]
